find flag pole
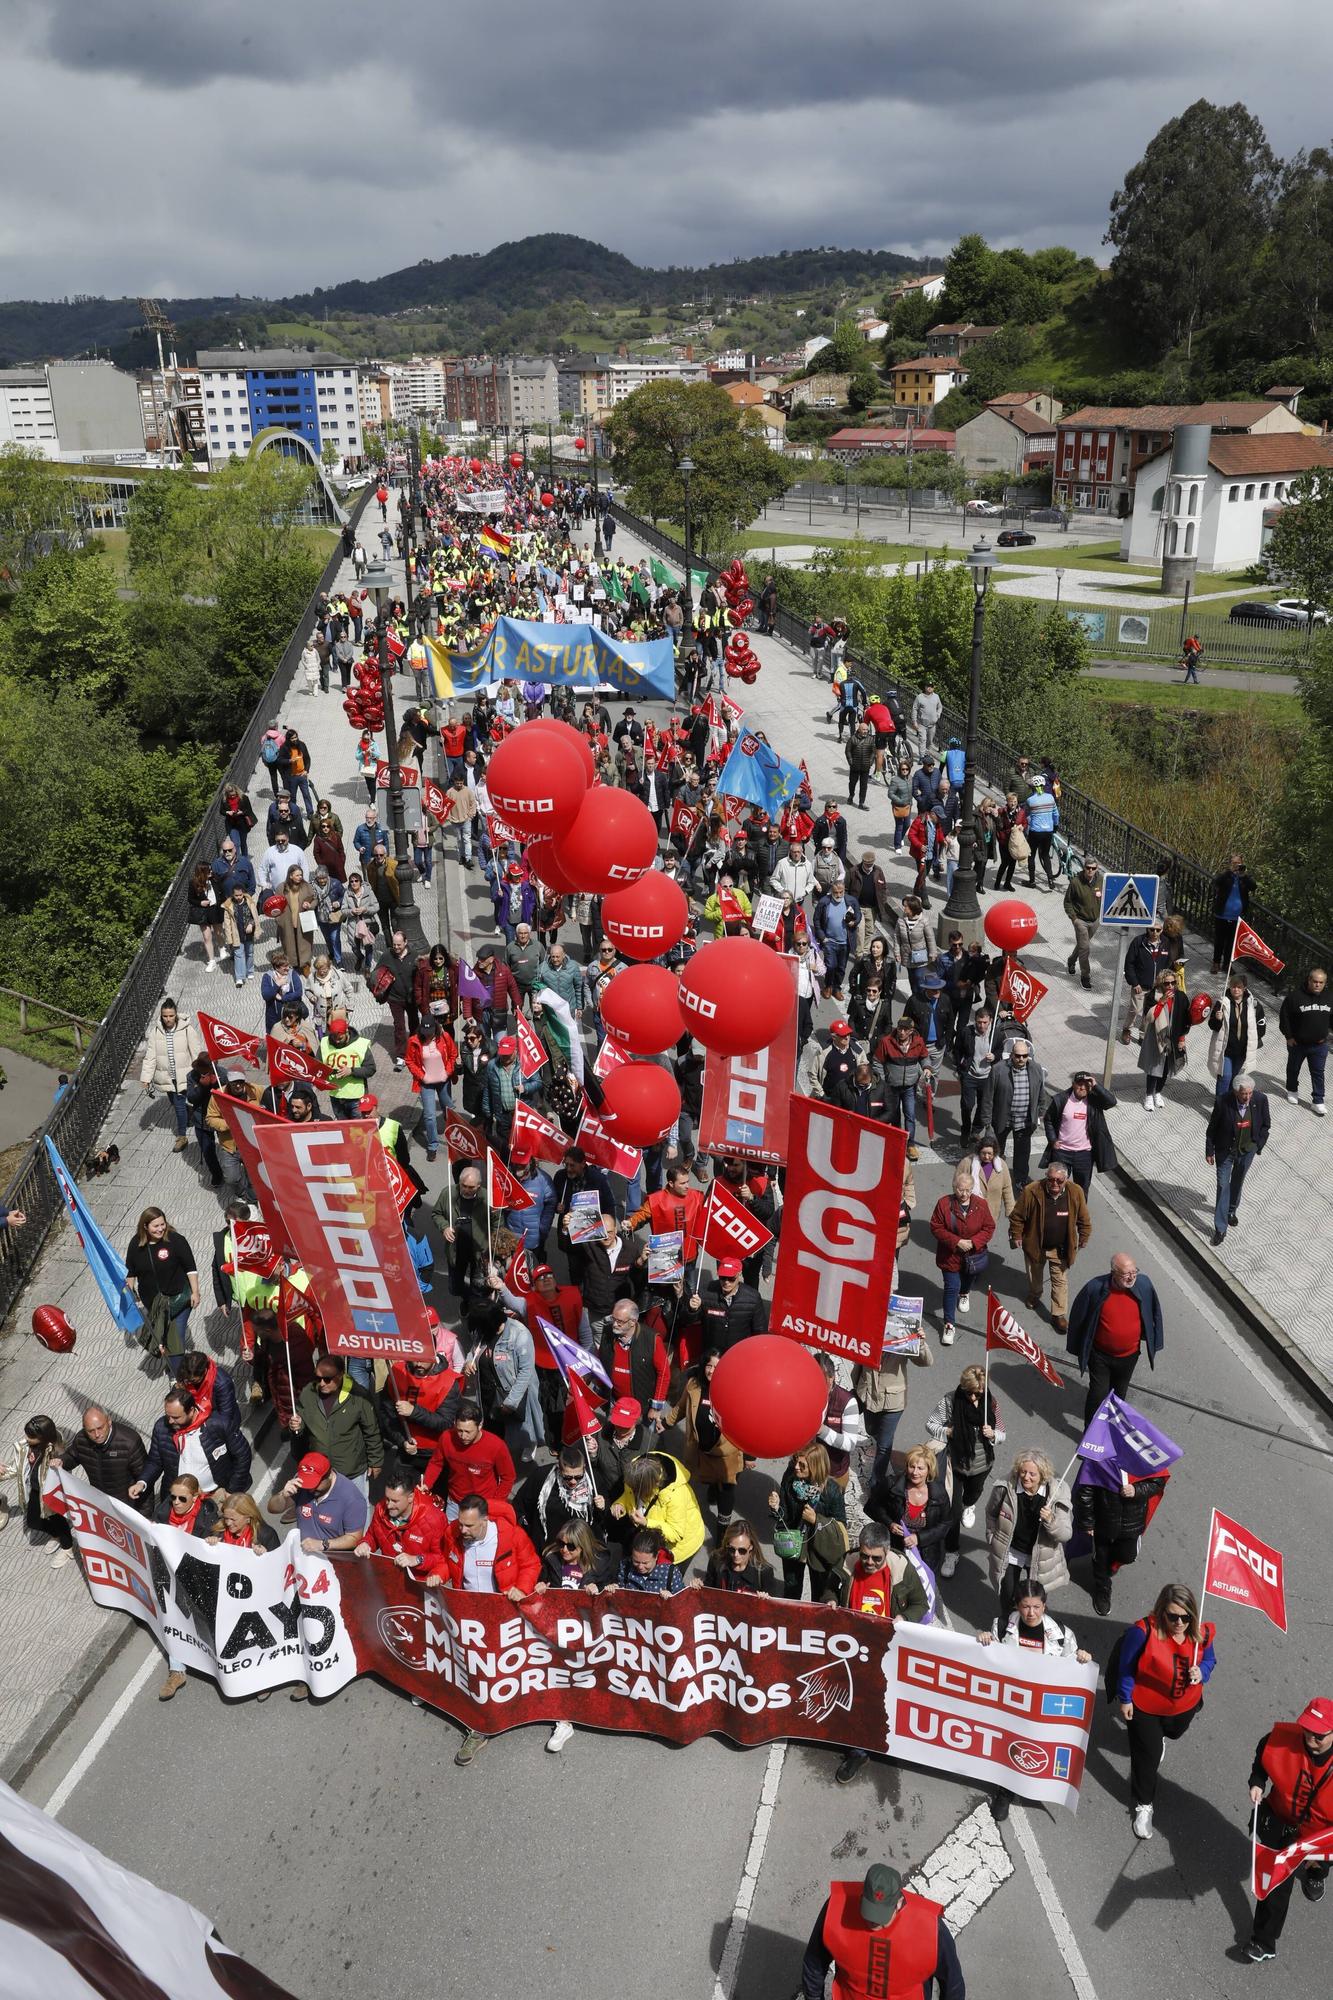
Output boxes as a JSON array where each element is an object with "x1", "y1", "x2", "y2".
[
  {"x1": 1250, "y1": 1797, "x2": 1259, "y2": 1905},
  {"x1": 1194, "y1": 1506, "x2": 1216, "y2": 1667}
]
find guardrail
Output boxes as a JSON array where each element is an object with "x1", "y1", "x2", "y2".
[
  {"x1": 607, "y1": 501, "x2": 1331, "y2": 983},
  {"x1": 0, "y1": 494, "x2": 369, "y2": 1330},
  {"x1": 0, "y1": 987, "x2": 99, "y2": 1053}
]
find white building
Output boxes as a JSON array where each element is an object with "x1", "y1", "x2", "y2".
[
  {"x1": 497, "y1": 356, "x2": 560, "y2": 426},
  {"x1": 0, "y1": 368, "x2": 59, "y2": 452},
  {"x1": 557, "y1": 353, "x2": 707, "y2": 417},
  {"x1": 1122, "y1": 433, "x2": 1333, "y2": 570},
  {"x1": 194, "y1": 348, "x2": 363, "y2": 467}
]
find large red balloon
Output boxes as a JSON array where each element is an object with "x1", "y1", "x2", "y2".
[
  {"x1": 526, "y1": 838, "x2": 582, "y2": 896},
  {"x1": 518, "y1": 716, "x2": 597, "y2": 786},
  {"x1": 551, "y1": 787, "x2": 658, "y2": 895},
  {"x1": 600, "y1": 964, "x2": 684, "y2": 1053},
  {"x1": 709, "y1": 1336, "x2": 827, "y2": 1460},
  {"x1": 541, "y1": 491, "x2": 554, "y2": 508},
  {"x1": 677, "y1": 938, "x2": 796, "y2": 1057},
  {"x1": 484, "y1": 728, "x2": 588, "y2": 836},
  {"x1": 469, "y1": 457, "x2": 483, "y2": 474},
  {"x1": 601, "y1": 870, "x2": 689, "y2": 961},
  {"x1": 32, "y1": 1305, "x2": 76, "y2": 1353},
  {"x1": 983, "y1": 899, "x2": 1039, "y2": 954},
  {"x1": 509, "y1": 452, "x2": 523, "y2": 469},
  {"x1": 600, "y1": 1062, "x2": 681, "y2": 1146},
  {"x1": 573, "y1": 436, "x2": 586, "y2": 451}
]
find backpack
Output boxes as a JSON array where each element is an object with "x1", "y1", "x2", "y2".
[{"x1": 260, "y1": 730, "x2": 283, "y2": 767}]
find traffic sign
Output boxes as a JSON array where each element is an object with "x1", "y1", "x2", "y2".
[{"x1": 1100, "y1": 872, "x2": 1159, "y2": 926}]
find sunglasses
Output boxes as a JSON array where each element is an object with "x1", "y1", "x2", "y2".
[
  {"x1": 315, "y1": 1374, "x2": 340, "y2": 1386},
  {"x1": 730, "y1": 1544, "x2": 753, "y2": 1556},
  {"x1": 170, "y1": 1490, "x2": 193, "y2": 1501},
  {"x1": 1164, "y1": 1610, "x2": 1190, "y2": 1625}
]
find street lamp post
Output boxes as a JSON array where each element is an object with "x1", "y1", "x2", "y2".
[
  {"x1": 1055, "y1": 567, "x2": 1065, "y2": 610},
  {"x1": 520, "y1": 422, "x2": 529, "y2": 476},
  {"x1": 936, "y1": 539, "x2": 993, "y2": 946},
  {"x1": 591, "y1": 429, "x2": 604, "y2": 559},
  {"x1": 362, "y1": 559, "x2": 426, "y2": 953},
  {"x1": 680, "y1": 455, "x2": 696, "y2": 654},
  {"x1": 546, "y1": 423, "x2": 556, "y2": 485}
]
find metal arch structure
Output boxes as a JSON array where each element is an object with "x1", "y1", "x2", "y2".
[{"x1": 247, "y1": 425, "x2": 350, "y2": 525}]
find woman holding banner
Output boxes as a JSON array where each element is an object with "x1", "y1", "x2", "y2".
[
  {"x1": 1115, "y1": 1583, "x2": 1217, "y2": 1840},
  {"x1": 977, "y1": 1580, "x2": 1091, "y2": 1821}
]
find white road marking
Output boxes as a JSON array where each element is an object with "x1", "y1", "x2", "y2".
[
  {"x1": 713, "y1": 1740, "x2": 787, "y2": 2000},
  {"x1": 908, "y1": 1801, "x2": 1014, "y2": 1933},
  {"x1": 41, "y1": 1454, "x2": 283, "y2": 1822},
  {"x1": 1011, "y1": 1805, "x2": 1100, "y2": 2000}
]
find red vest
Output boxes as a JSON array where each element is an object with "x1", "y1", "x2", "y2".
[
  {"x1": 822, "y1": 1885, "x2": 945, "y2": 2000},
  {"x1": 388, "y1": 1360, "x2": 460, "y2": 1451},
  {"x1": 527, "y1": 1286, "x2": 583, "y2": 1370},
  {"x1": 1131, "y1": 1618, "x2": 1214, "y2": 1716},
  {"x1": 1262, "y1": 1724, "x2": 1333, "y2": 1831}
]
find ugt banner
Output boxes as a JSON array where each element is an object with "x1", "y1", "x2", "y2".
[
  {"x1": 254, "y1": 1118, "x2": 434, "y2": 1364},
  {"x1": 697, "y1": 955, "x2": 800, "y2": 1165},
  {"x1": 769, "y1": 1095, "x2": 906, "y2": 1366},
  {"x1": 61, "y1": 1480, "x2": 1095, "y2": 1809}
]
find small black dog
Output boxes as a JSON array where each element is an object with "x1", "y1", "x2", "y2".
[{"x1": 84, "y1": 1144, "x2": 120, "y2": 1178}]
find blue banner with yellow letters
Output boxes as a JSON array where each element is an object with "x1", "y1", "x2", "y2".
[{"x1": 427, "y1": 619, "x2": 675, "y2": 702}]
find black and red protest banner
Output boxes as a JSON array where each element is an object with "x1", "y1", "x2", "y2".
[
  {"x1": 254, "y1": 1119, "x2": 433, "y2": 1363},
  {"x1": 769, "y1": 1094, "x2": 906, "y2": 1366},
  {"x1": 696, "y1": 955, "x2": 799, "y2": 1166}
]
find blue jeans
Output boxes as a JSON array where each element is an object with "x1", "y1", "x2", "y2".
[
  {"x1": 346, "y1": 1360, "x2": 373, "y2": 1391},
  {"x1": 1286, "y1": 1043, "x2": 1327, "y2": 1103},
  {"x1": 822, "y1": 942, "x2": 849, "y2": 990},
  {"x1": 1213, "y1": 1150, "x2": 1255, "y2": 1236},
  {"x1": 893, "y1": 817, "x2": 909, "y2": 850},
  {"x1": 863, "y1": 1409, "x2": 902, "y2": 1492},
  {"x1": 231, "y1": 941, "x2": 255, "y2": 985},
  {"x1": 941, "y1": 1268, "x2": 963, "y2": 1327},
  {"x1": 166, "y1": 1089, "x2": 190, "y2": 1138},
  {"x1": 286, "y1": 774, "x2": 316, "y2": 818},
  {"x1": 319, "y1": 921, "x2": 343, "y2": 968},
  {"x1": 414, "y1": 842, "x2": 434, "y2": 883},
  {"x1": 886, "y1": 1083, "x2": 916, "y2": 1142},
  {"x1": 1215, "y1": 1054, "x2": 1239, "y2": 1099},
  {"x1": 456, "y1": 823, "x2": 474, "y2": 865},
  {"x1": 417, "y1": 1080, "x2": 451, "y2": 1150}
]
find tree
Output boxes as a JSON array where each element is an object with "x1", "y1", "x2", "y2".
[
  {"x1": 940, "y1": 235, "x2": 996, "y2": 323},
  {"x1": 0, "y1": 446, "x2": 72, "y2": 582},
  {"x1": 1264, "y1": 147, "x2": 1333, "y2": 353},
  {"x1": 883, "y1": 289, "x2": 936, "y2": 345},
  {"x1": 828, "y1": 320, "x2": 868, "y2": 373},
  {"x1": 846, "y1": 361, "x2": 880, "y2": 414},
  {"x1": 601, "y1": 380, "x2": 792, "y2": 544},
  {"x1": 1105, "y1": 100, "x2": 1278, "y2": 360},
  {"x1": 1263, "y1": 469, "x2": 1333, "y2": 615},
  {"x1": 0, "y1": 544, "x2": 134, "y2": 706}
]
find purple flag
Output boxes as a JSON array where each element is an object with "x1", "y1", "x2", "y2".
[
  {"x1": 1075, "y1": 1392, "x2": 1182, "y2": 1492},
  {"x1": 457, "y1": 958, "x2": 489, "y2": 1001},
  {"x1": 536, "y1": 1314, "x2": 614, "y2": 1393}
]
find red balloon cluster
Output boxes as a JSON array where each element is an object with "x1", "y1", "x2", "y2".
[
  {"x1": 677, "y1": 937, "x2": 796, "y2": 1058},
  {"x1": 718, "y1": 558, "x2": 755, "y2": 629},
  {"x1": 724, "y1": 632, "x2": 760, "y2": 685},
  {"x1": 709, "y1": 1335, "x2": 826, "y2": 1459}
]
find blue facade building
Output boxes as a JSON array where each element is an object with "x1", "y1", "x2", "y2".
[{"x1": 195, "y1": 348, "x2": 363, "y2": 468}]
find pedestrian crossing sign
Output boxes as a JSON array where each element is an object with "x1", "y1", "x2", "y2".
[{"x1": 1100, "y1": 872, "x2": 1159, "y2": 926}]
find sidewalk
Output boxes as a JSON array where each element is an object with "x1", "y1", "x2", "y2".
[
  {"x1": 604, "y1": 515, "x2": 1333, "y2": 1400},
  {"x1": 0, "y1": 506, "x2": 445, "y2": 1779}
]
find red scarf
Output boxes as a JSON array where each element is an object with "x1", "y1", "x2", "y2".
[
  {"x1": 169, "y1": 1494, "x2": 205, "y2": 1534},
  {"x1": 222, "y1": 1524, "x2": 254, "y2": 1547}
]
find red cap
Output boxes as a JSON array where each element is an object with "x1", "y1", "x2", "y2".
[
  {"x1": 506, "y1": 863, "x2": 523, "y2": 880},
  {"x1": 533, "y1": 1262, "x2": 555, "y2": 1280},
  {"x1": 1297, "y1": 1697, "x2": 1333, "y2": 1733},
  {"x1": 426, "y1": 1306, "x2": 440, "y2": 1327},
  {"x1": 609, "y1": 1397, "x2": 642, "y2": 1430},
  {"x1": 295, "y1": 1452, "x2": 331, "y2": 1489},
  {"x1": 357, "y1": 1094, "x2": 379, "y2": 1116},
  {"x1": 497, "y1": 1035, "x2": 517, "y2": 1056},
  {"x1": 717, "y1": 1258, "x2": 742, "y2": 1277},
  {"x1": 328, "y1": 1014, "x2": 349, "y2": 1032},
  {"x1": 830, "y1": 1019, "x2": 852, "y2": 1037}
]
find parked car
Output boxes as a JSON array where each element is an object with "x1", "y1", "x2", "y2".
[
  {"x1": 1227, "y1": 601, "x2": 1300, "y2": 627},
  {"x1": 1274, "y1": 598, "x2": 1330, "y2": 625},
  {"x1": 996, "y1": 530, "x2": 1037, "y2": 547},
  {"x1": 966, "y1": 499, "x2": 1002, "y2": 515},
  {"x1": 1026, "y1": 507, "x2": 1067, "y2": 524}
]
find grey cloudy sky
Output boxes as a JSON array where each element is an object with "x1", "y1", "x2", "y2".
[{"x1": 1, "y1": 0, "x2": 1328, "y2": 300}]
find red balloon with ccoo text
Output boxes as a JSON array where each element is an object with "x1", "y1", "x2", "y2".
[
  {"x1": 708, "y1": 1335, "x2": 826, "y2": 1459},
  {"x1": 526, "y1": 837, "x2": 584, "y2": 897},
  {"x1": 601, "y1": 870, "x2": 689, "y2": 962},
  {"x1": 983, "y1": 898, "x2": 1039, "y2": 954},
  {"x1": 484, "y1": 728, "x2": 588, "y2": 837},
  {"x1": 551, "y1": 787, "x2": 659, "y2": 896},
  {"x1": 677, "y1": 937, "x2": 796, "y2": 1057},
  {"x1": 600, "y1": 965, "x2": 684, "y2": 1054},
  {"x1": 600, "y1": 1062, "x2": 682, "y2": 1146},
  {"x1": 516, "y1": 716, "x2": 597, "y2": 787}
]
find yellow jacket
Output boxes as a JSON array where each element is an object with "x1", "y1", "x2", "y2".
[{"x1": 617, "y1": 1451, "x2": 706, "y2": 1562}]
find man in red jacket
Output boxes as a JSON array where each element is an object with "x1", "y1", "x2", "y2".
[
  {"x1": 354, "y1": 1473, "x2": 450, "y2": 1582},
  {"x1": 444, "y1": 1494, "x2": 541, "y2": 1770},
  {"x1": 1247, "y1": 1695, "x2": 1333, "y2": 1961},
  {"x1": 423, "y1": 1401, "x2": 515, "y2": 1513},
  {"x1": 625, "y1": 1165, "x2": 707, "y2": 1265}
]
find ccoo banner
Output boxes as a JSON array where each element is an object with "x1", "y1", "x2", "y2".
[
  {"x1": 769, "y1": 1095, "x2": 906, "y2": 1367},
  {"x1": 254, "y1": 1118, "x2": 434, "y2": 1364},
  {"x1": 61, "y1": 1479, "x2": 1094, "y2": 1807}
]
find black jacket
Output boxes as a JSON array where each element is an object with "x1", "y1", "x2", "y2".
[
  {"x1": 905, "y1": 985, "x2": 959, "y2": 1050},
  {"x1": 1123, "y1": 935, "x2": 1174, "y2": 991},
  {"x1": 695, "y1": 1278, "x2": 767, "y2": 1352},
  {"x1": 537, "y1": 1542, "x2": 620, "y2": 1590},
  {"x1": 1041, "y1": 1084, "x2": 1118, "y2": 1173},
  {"x1": 57, "y1": 1421, "x2": 147, "y2": 1504},
  {"x1": 1072, "y1": 1472, "x2": 1169, "y2": 1543},
  {"x1": 1212, "y1": 866, "x2": 1255, "y2": 919},
  {"x1": 869, "y1": 1469, "x2": 952, "y2": 1566},
  {"x1": 1279, "y1": 988, "x2": 1332, "y2": 1048},
  {"x1": 701, "y1": 1548, "x2": 779, "y2": 1594},
  {"x1": 153, "y1": 1495, "x2": 221, "y2": 1538},
  {"x1": 597, "y1": 1324, "x2": 664, "y2": 1412},
  {"x1": 1205, "y1": 1091, "x2": 1271, "y2": 1160},
  {"x1": 142, "y1": 1412, "x2": 252, "y2": 1500}
]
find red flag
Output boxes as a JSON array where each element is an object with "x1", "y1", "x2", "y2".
[
  {"x1": 375, "y1": 760, "x2": 421, "y2": 790},
  {"x1": 721, "y1": 691, "x2": 744, "y2": 722},
  {"x1": 514, "y1": 1008, "x2": 548, "y2": 1081},
  {"x1": 717, "y1": 886, "x2": 747, "y2": 929},
  {"x1": 998, "y1": 957, "x2": 1048, "y2": 1025},
  {"x1": 1231, "y1": 918, "x2": 1284, "y2": 976},
  {"x1": 266, "y1": 1036, "x2": 338, "y2": 1091},
  {"x1": 770, "y1": 1096, "x2": 905, "y2": 1367},
  {"x1": 577, "y1": 1106, "x2": 643, "y2": 1179},
  {"x1": 442, "y1": 1111, "x2": 485, "y2": 1162},
  {"x1": 1254, "y1": 1823, "x2": 1333, "y2": 1900},
  {"x1": 702, "y1": 1176, "x2": 775, "y2": 1262},
  {"x1": 670, "y1": 800, "x2": 703, "y2": 845},
  {"x1": 561, "y1": 1368, "x2": 606, "y2": 1443},
  {"x1": 231, "y1": 1218, "x2": 282, "y2": 1278},
  {"x1": 510, "y1": 1100, "x2": 571, "y2": 1168},
  {"x1": 504, "y1": 1241, "x2": 536, "y2": 1299},
  {"x1": 421, "y1": 776, "x2": 452, "y2": 825},
  {"x1": 593, "y1": 1036, "x2": 630, "y2": 1082},
  {"x1": 210, "y1": 1090, "x2": 299, "y2": 1258},
  {"x1": 486, "y1": 812, "x2": 521, "y2": 850},
  {"x1": 277, "y1": 1274, "x2": 320, "y2": 1340},
  {"x1": 923, "y1": 1075, "x2": 935, "y2": 1140},
  {"x1": 254, "y1": 1118, "x2": 433, "y2": 1363},
  {"x1": 198, "y1": 1012, "x2": 261, "y2": 1068},
  {"x1": 985, "y1": 1291, "x2": 1062, "y2": 1388},
  {"x1": 488, "y1": 1147, "x2": 534, "y2": 1212},
  {"x1": 1203, "y1": 1507, "x2": 1287, "y2": 1632},
  {"x1": 383, "y1": 1148, "x2": 416, "y2": 1218}
]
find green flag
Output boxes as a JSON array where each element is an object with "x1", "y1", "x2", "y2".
[
  {"x1": 650, "y1": 557, "x2": 678, "y2": 588},
  {"x1": 602, "y1": 567, "x2": 625, "y2": 604},
  {"x1": 690, "y1": 567, "x2": 710, "y2": 593},
  {"x1": 630, "y1": 573, "x2": 652, "y2": 608}
]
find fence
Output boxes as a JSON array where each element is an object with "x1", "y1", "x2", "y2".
[
  {"x1": 0, "y1": 494, "x2": 369, "y2": 1330},
  {"x1": 608, "y1": 502, "x2": 1331, "y2": 982},
  {"x1": 0, "y1": 988, "x2": 98, "y2": 1054}
]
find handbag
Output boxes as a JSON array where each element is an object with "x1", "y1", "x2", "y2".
[
  {"x1": 370, "y1": 965, "x2": 395, "y2": 1002},
  {"x1": 1008, "y1": 826, "x2": 1031, "y2": 861},
  {"x1": 960, "y1": 1249, "x2": 989, "y2": 1284},
  {"x1": 772, "y1": 1522, "x2": 806, "y2": 1560}
]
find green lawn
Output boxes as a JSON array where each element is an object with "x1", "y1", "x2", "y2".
[
  {"x1": 0, "y1": 989, "x2": 93, "y2": 1071},
  {"x1": 1080, "y1": 676, "x2": 1302, "y2": 722}
]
